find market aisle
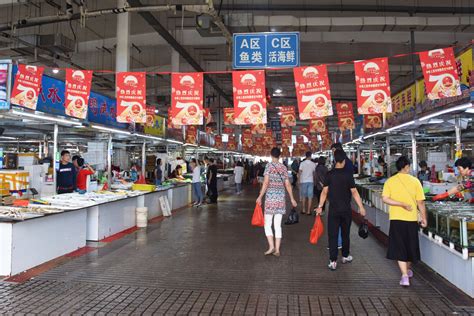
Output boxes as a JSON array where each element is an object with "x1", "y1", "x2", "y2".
[{"x1": 0, "y1": 186, "x2": 473, "y2": 315}]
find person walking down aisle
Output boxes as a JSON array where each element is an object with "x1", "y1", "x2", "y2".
[
  {"x1": 57, "y1": 150, "x2": 77, "y2": 194},
  {"x1": 314, "y1": 156, "x2": 328, "y2": 212},
  {"x1": 291, "y1": 159, "x2": 299, "y2": 186},
  {"x1": 316, "y1": 149, "x2": 366, "y2": 271},
  {"x1": 207, "y1": 158, "x2": 219, "y2": 204},
  {"x1": 299, "y1": 151, "x2": 316, "y2": 215},
  {"x1": 191, "y1": 159, "x2": 203, "y2": 207},
  {"x1": 234, "y1": 161, "x2": 244, "y2": 194},
  {"x1": 382, "y1": 156, "x2": 427, "y2": 287},
  {"x1": 257, "y1": 147, "x2": 298, "y2": 257}
]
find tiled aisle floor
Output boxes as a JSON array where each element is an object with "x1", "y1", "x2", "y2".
[{"x1": 1, "y1": 186, "x2": 473, "y2": 315}]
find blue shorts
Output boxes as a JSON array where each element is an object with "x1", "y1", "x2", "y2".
[{"x1": 300, "y1": 182, "x2": 314, "y2": 198}]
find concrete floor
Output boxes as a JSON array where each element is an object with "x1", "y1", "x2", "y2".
[{"x1": 0, "y1": 186, "x2": 473, "y2": 315}]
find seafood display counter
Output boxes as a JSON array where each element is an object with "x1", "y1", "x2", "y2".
[
  {"x1": 355, "y1": 180, "x2": 474, "y2": 298},
  {"x1": 0, "y1": 183, "x2": 192, "y2": 276}
]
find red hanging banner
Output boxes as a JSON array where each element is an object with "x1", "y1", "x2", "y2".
[
  {"x1": 354, "y1": 57, "x2": 392, "y2": 114},
  {"x1": 223, "y1": 127, "x2": 234, "y2": 134},
  {"x1": 223, "y1": 108, "x2": 235, "y2": 125},
  {"x1": 167, "y1": 108, "x2": 181, "y2": 129},
  {"x1": 293, "y1": 65, "x2": 333, "y2": 120},
  {"x1": 171, "y1": 72, "x2": 204, "y2": 125},
  {"x1": 204, "y1": 108, "x2": 213, "y2": 125},
  {"x1": 64, "y1": 69, "x2": 93, "y2": 119},
  {"x1": 227, "y1": 135, "x2": 237, "y2": 151},
  {"x1": 242, "y1": 128, "x2": 253, "y2": 148},
  {"x1": 281, "y1": 128, "x2": 293, "y2": 147},
  {"x1": 300, "y1": 125, "x2": 310, "y2": 137},
  {"x1": 185, "y1": 125, "x2": 198, "y2": 144},
  {"x1": 232, "y1": 70, "x2": 267, "y2": 125},
  {"x1": 279, "y1": 106, "x2": 297, "y2": 127},
  {"x1": 251, "y1": 123, "x2": 266, "y2": 135},
  {"x1": 336, "y1": 102, "x2": 355, "y2": 131},
  {"x1": 263, "y1": 130, "x2": 273, "y2": 146},
  {"x1": 419, "y1": 47, "x2": 461, "y2": 100},
  {"x1": 310, "y1": 135, "x2": 320, "y2": 152},
  {"x1": 214, "y1": 135, "x2": 222, "y2": 149},
  {"x1": 321, "y1": 132, "x2": 332, "y2": 150},
  {"x1": 116, "y1": 72, "x2": 146, "y2": 123},
  {"x1": 364, "y1": 114, "x2": 383, "y2": 129},
  {"x1": 145, "y1": 106, "x2": 155, "y2": 127},
  {"x1": 11, "y1": 64, "x2": 44, "y2": 110},
  {"x1": 309, "y1": 118, "x2": 327, "y2": 134}
]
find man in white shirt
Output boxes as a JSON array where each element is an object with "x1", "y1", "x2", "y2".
[{"x1": 299, "y1": 151, "x2": 316, "y2": 215}]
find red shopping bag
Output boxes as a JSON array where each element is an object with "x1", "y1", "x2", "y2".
[
  {"x1": 252, "y1": 178, "x2": 258, "y2": 187},
  {"x1": 251, "y1": 203, "x2": 265, "y2": 227},
  {"x1": 309, "y1": 215, "x2": 324, "y2": 244}
]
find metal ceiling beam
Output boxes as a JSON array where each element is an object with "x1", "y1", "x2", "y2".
[
  {"x1": 127, "y1": 0, "x2": 231, "y2": 103},
  {"x1": 219, "y1": 4, "x2": 473, "y2": 15}
]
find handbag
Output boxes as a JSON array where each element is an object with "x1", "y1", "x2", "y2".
[
  {"x1": 358, "y1": 220, "x2": 369, "y2": 239},
  {"x1": 284, "y1": 208, "x2": 299, "y2": 225},
  {"x1": 309, "y1": 215, "x2": 324, "y2": 244}
]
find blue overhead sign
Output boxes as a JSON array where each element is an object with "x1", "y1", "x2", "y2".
[{"x1": 233, "y1": 32, "x2": 300, "y2": 69}]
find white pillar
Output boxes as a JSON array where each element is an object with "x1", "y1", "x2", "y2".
[
  {"x1": 53, "y1": 124, "x2": 58, "y2": 192},
  {"x1": 455, "y1": 116, "x2": 462, "y2": 158},
  {"x1": 357, "y1": 146, "x2": 361, "y2": 175},
  {"x1": 142, "y1": 141, "x2": 146, "y2": 179},
  {"x1": 107, "y1": 134, "x2": 113, "y2": 187},
  {"x1": 411, "y1": 131, "x2": 417, "y2": 175},
  {"x1": 386, "y1": 137, "x2": 391, "y2": 177},
  {"x1": 171, "y1": 49, "x2": 180, "y2": 72},
  {"x1": 116, "y1": 0, "x2": 130, "y2": 72}
]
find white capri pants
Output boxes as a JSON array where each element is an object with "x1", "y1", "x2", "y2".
[{"x1": 264, "y1": 214, "x2": 283, "y2": 238}]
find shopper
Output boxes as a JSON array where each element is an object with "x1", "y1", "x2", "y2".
[
  {"x1": 331, "y1": 143, "x2": 354, "y2": 174},
  {"x1": 256, "y1": 147, "x2": 297, "y2": 257},
  {"x1": 299, "y1": 151, "x2": 316, "y2": 215},
  {"x1": 316, "y1": 149, "x2": 366, "y2": 271},
  {"x1": 433, "y1": 157, "x2": 473, "y2": 202},
  {"x1": 207, "y1": 158, "x2": 218, "y2": 203},
  {"x1": 382, "y1": 156, "x2": 427, "y2": 287},
  {"x1": 76, "y1": 158, "x2": 95, "y2": 193},
  {"x1": 57, "y1": 150, "x2": 77, "y2": 194},
  {"x1": 234, "y1": 161, "x2": 244, "y2": 194},
  {"x1": 155, "y1": 158, "x2": 163, "y2": 185},
  {"x1": 170, "y1": 165, "x2": 184, "y2": 180},
  {"x1": 314, "y1": 156, "x2": 328, "y2": 211},
  {"x1": 417, "y1": 160, "x2": 431, "y2": 184},
  {"x1": 291, "y1": 159, "x2": 299, "y2": 186},
  {"x1": 190, "y1": 159, "x2": 203, "y2": 207}
]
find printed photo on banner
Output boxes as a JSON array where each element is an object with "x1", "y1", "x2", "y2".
[
  {"x1": 300, "y1": 125, "x2": 310, "y2": 137},
  {"x1": 281, "y1": 127, "x2": 292, "y2": 147},
  {"x1": 279, "y1": 106, "x2": 296, "y2": 127},
  {"x1": 214, "y1": 135, "x2": 222, "y2": 149},
  {"x1": 204, "y1": 108, "x2": 213, "y2": 125},
  {"x1": 309, "y1": 118, "x2": 327, "y2": 133},
  {"x1": 11, "y1": 64, "x2": 44, "y2": 110},
  {"x1": 419, "y1": 47, "x2": 461, "y2": 100},
  {"x1": 227, "y1": 135, "x2": 237, "y2": 151},
  {"x1": 116, "y1": 72, "x2": 146, "y2": 123},
  {"x1": 232, "y1": 70, "x2": 267, "y2": 125},
  {"x1": 171, "y1": 73, "x2": 204, "y2": 125},
  {"x1": 364, "y1": 114, "x2": 383, "y2": 129},
  {"x1": 167, "y1": 108, "x2": 181, "y2": 129},
  {"x1": 293, "y1": 64, "x2": 333, "y2": 120},
  {"x1": 185, "y1": 125, "x2": 198, "y2": 144},
  {"x1": 65, "y1": 69, "x2": 92, "y2": 119},
  {"x1": 223, "y1": 107, "x2": 235, "y2": 125},
  {"x1": 336, "y1": 102, "x2": 355, "y2": 131},
  {"x1": 354, "y1": 57, "x2": 392, "y2": 114},
  {"x1": 145, "y1": 106, "x2": 155, "y2": 127},
  {"x1": 242, "y1": 128, "x2": 253, "y2": 148},
  {"x1": 251, "y1": 123, "x2": 266, "y2": 135}
]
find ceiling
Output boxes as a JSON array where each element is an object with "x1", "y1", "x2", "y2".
[{"x1": 0, "y1": 0, "x2": 473, "y2": 131}]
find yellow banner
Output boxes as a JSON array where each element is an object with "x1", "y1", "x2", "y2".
[
  {"x1": 144, "y1": 115, "x2": 165, "y2": 137},
  {"x1": 456, "y1": 48, "x2": 472, "y2": 87}
]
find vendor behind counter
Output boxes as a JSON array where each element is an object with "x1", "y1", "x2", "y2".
[{"x1": 57, "y1": 150, "x2": 77, "y2": 194}]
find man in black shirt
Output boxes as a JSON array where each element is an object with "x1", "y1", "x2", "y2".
[
  {"x1": 316, "y1": 149, "x2": 366, "y2": 271},
  {"x1": 207, "y1": 158, "x2": 218, "y2": 203},
  {"x1": 57, "y1": 150, "x2": 77, "y2": 194}
]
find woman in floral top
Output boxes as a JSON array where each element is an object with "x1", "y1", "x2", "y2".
[{"x1": 257, "y1": 147, "x2": 297, "y2": 257}]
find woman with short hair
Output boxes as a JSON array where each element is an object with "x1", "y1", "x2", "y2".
[
  {"x1": 256, "y1": 147, "x2": 297, "y2": 257},
  {"x1": 382, "y1": 156, "x2": 427, "y2": 287}
]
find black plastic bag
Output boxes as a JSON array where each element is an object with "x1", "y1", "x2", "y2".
[
  {"x1": 358, "y1": 221, "x2": 369, "y2": 239},
  {"x1": 284, "y1": 208, "x2": 299, "y2": 225}
]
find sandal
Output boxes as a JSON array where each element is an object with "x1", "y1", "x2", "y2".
[
  {"x1": 273, "y1": 252, "x2": 280, "y2": 257},
  {"x1": 264, "y1": 249, "x2": 275, "y2": 256}
]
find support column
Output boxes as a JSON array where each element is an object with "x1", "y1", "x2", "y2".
[
  {"x1": 411, "y1": 131, "x2": 417, "y2": 175},
  {"x1": 386, "y1": 137, "x2": 391, "y2": 177},
  {"x1": 368, "y1": 142, "x2": 373, "y2": 176},
  {"x1": 107, "y1": 134, "x2": 113, "y2": 187},
  {"x1": 53, "y1": 124, "x2": 58, "y2": 192},
  {"x1": 116, "y1": 0, "x2": 130, "y2": 72},
  {"x1": 455, "y1": 116, "x2": 462, "y2": 159},
  {"x1": 142, "y1": 141, "x2": 146, "y2": 178},
  {"x1": 357, "y1": 146, "x2": 361, "y2": 175},
  {"x1": 171, "y1": 49, "x2": 180, "y2": 73}
]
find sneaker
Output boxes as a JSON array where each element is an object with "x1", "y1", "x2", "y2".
[
  {"x1": 342, "y1": 255, "x2": 353, "y2": 264},
  {"x1": 407, "y1": 269, "x2": 414, "y2": 278},
  {"x1": 328, "y1": 261, "x2": 337, "y2": 271},
  {"x1": 195, "y1": 203, "x2": 202, "y2": 207},
  {"x1": 400, "y1": 275, "x2": 410, "y2": 287},
  {"x1": 338, "y1": 246, "x2": 342, "y2": 249}
]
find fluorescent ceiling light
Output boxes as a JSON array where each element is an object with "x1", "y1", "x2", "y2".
[
  {"x1": 0, "y1": 136, "x2": 16, "y2": 140},
  {"x1": 52, "y1": 69, "x2": 60, "y2": 74},
  {"x1": 91, "y1": 124, "x2": 131, "y2": 135},
  {"x1": 427, "y1": 118, "x2": 444, "y2": 124},
  {"x1": 386, "y1": 120, "x2": 415, "y2": 132},
  {"x1": 166, "y1": 139, "x2": 183, "y2": 145},
  {"x1": 419, "y1": 103, "x2": 472, "y2": 121},
  {"x1": 12, "y1": 109, "x2": 82, "y2": 126},
  {"x1": 274, "y1": 88, "x2": 282, "y2": 94},
  {"x1": 364, "y1": 131, "x2": 386, "y2": 139}
]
